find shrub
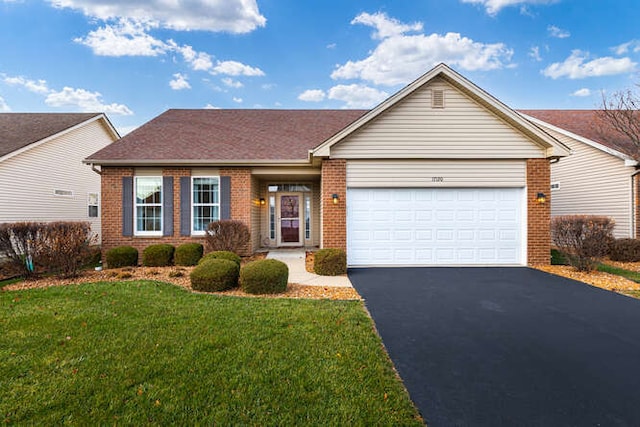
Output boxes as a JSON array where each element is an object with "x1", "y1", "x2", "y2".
[
  {"x1": 190, "y1": 259, "x2": 239, "y2": 292},
  {"x1": 175, "y1": 243, "x2": 204, "y2": 266},
  {"x1": 205, "y1": 220, "x2": 250, "y2": 255},
  {"x1": 551, "y1": 215, "x2": 615, "y2": 272},
  {"x1": 106, "y1": 246, "x2": 139, "y2": 268},
  {"x1": 313, "y1": 248, "x2": 347, "y2": 276},
  {"x1": 142, "y1": 244, "x2": 175, "y2": 267},
  {"x1": 609, "y1": 238, "x2": 640, "y2": 262},
  {"x1": 240, "y1": 259, "x2": 288, "y2": 295},
  {"x1": 550, "y1": 249, "x2": 569, "y2": 265},
  {"x1": 0, "y1": 221, "x2": 96, "y2": 278},
  {"x1": 199, "y1": 250, "x2": 242, "y2": 267}
]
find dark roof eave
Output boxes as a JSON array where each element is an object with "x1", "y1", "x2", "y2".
[{"x1": 83, "y1": 158, "x2": 314, "y2": 167}]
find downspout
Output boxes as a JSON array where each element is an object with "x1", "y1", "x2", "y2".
[
  {"x1": 632, "y1": 168, "x2": 640, "y2": 238},
  {"x1": 90, "y1": 163, "x2": 102, "y2": 175}
]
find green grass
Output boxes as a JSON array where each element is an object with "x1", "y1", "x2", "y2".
[
  {"x1": 597, "y1": 264, "x2": 640, "y2": 283},
  {"x1": 0, "y1": 281, "x2": 422, "y2": 425}
]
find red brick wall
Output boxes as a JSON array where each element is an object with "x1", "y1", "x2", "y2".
[
  {"x1": 100, "y1": 167, "x2": 253, "y2": 260},
  {"x1": 220, "y1": 168, "x2": 253, "y2": 255},
  {"x1": 320, "y1": 159, "x2": 347, "y2": 251},
  {"x1": 527, "y1": 158, "x2": 551, "y2": 265}
]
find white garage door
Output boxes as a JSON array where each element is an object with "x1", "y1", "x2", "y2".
[{"x1": 347, "y1": 188, "x2": 525, "y2": 266}]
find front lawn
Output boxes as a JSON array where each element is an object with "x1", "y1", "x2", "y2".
[{"x1": 1, "y1": 281, "x2": 422, "y2": 425}]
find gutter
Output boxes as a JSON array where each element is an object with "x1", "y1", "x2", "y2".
[{"x1": 82, "y1": 159, "x2": 313, "y2": 167}]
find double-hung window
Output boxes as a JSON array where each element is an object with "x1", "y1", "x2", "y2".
[
  {"x1": 192, "y1": 177, "x2": 220, "y2": 234},
  {"x1": 135, "y1": 177, "x2": 162, "y2": 235}
]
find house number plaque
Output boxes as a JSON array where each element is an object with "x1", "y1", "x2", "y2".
[{"x1": 431, "y1": 177, "x2": 444, "y2": 182}]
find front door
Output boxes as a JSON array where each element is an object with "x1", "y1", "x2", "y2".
[{"x1": 277, "y1": 193, "x2": 302, "y2": 246}]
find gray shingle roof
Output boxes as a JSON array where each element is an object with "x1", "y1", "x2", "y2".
[
  {"x1": 87, "y1": 109, "x2": 368, "y2": 163},
  {"x1": 0, "y1": 113, "x2": 100, "y2": 158}
]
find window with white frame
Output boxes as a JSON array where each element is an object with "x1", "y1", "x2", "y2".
[
  {"x1": 135, "y1": 177, "x2": 162, "y2": 235},
  {"x1": 88, "y1": 192, "x2": 99, "y2": 218},
  {"x1": 192, "y1": 176, "x2": 220, "y2": 234}
]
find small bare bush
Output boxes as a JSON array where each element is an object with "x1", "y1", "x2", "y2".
[
  {"x1": 205, "y1": 220, "x2": 250, "y2": 255},
  {"x1": 0, "y1": 222, "x2": 43, "y2": 278},
  {"x1": 551, "y1": 215, "x2": 614, "y2": 272}
]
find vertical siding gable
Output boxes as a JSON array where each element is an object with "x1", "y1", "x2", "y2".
[{"x1": 330, "y1": 77, "x2": 544, "y2": 159}]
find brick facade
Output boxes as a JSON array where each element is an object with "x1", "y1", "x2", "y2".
[
  {"x1": 320, "y1": 159, "x2": 347, "y2": 251},
  {"x1": 526, "y1": 158, "x2": 551, "y2": 265},
  {"x1": 100, "y1": 166, "x2": 253, "y2": 259}
]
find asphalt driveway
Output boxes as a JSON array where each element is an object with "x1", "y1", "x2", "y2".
[{"x1": 349, "y1": 267, "x2": 640, "y2": 427}]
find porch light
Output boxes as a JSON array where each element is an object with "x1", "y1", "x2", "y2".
[
  {"x1": 259, "y1": 198, "x2": 266, "y2": 206},
  {"x1": 536, "y1": 192, "x2": 547, "y2": 204},
  {"x1": 332, "y1": 193, "x2": 339, "y2": 204}
]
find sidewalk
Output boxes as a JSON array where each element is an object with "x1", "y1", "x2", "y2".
[{"x1": 266, "y1": 250, "x2": 352, "y2": 288}]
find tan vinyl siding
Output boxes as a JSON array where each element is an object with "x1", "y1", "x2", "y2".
[
  {"x1": 331, "y1": 77, "x2": 545, "y2": 159},
  {"x1": 347, "y1": 160, "x2": 526, "y2": 188},
  {"x1": 0, "y1": 119, "x2": 115, "y2": 241},
  {"x1": 544, "y1": 126, "x2": 634, "y2": 238}
]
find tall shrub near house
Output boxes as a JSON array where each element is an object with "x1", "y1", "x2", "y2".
[
  {"x1": 0, "y1": 222, "x2": 43, "y2": 278},
  {"x1": 551, "y1": 215, "x2": 614, "y2": 272},
  {"x1": 205, "y1": 220, "x2": 250, "y2": 254}
]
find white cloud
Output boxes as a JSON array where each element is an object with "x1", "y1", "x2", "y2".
[
  {"x1": 3, "y1": 75, "x2": 50, "y2": 94},
  {"x1": 327, "y1": 84, "x2": 388, "y2": 108},
  {"x1": 261, "y1": 83, "x2": 276, "y2": 90},
  {"x1": 45, "y1": 87, "x2": 133, "y2": 115},
  {"x1": 212, "y1": 60, "x2": 264, "y2": 76},
  {"x1": 204, "y1": 103, "x2": 221, "y2": 109},
  {"x1": 547, "y1": 25, "x2": 570, "y2": 39},
  {"x1": 49, "y1": 0, "x2": 266, "y2": 33},
  {"x1": 351, "y1": 12, "x2": 422, "y2": 40},
  {"x1": 298, "y1": 89, "x2": 326, "y2": 102},
  {"x1": 571, "y1": 88, "x2": 591, "y2": 97},
  {"x1": 232, "y1": 97, "x2": 243, "y2": 103},
  {"x1": 326, "y1": 43, "x2": 337, "y2": 49},
  {"x1": 332, "y1": 31, "x2": 513, "y2": 86},
  {"x1": 529, "y1": 46, "x2": 542, "y2": 61},
  {"x1": 171, "y1": 42, "x2": 214, "y2": 71},
  {"x1": 0, "y1": 96, "x2": 10, "y2": 112},
  {"x1": 613, "y1": 40, "x2": 640, "y2": 55},
  {"x1": 542, "y1": 50, "x2": 637, "y2": 79},
  {"x1": 169, "y1": 73, "x2": 191, "y2": 90},
  {"x1": 117, "y1": 125, "x2": 139, "y2": 135},
  {"x1": 460, "y1": 0, "x2": 557, "y2": 15},
  {"x1": 222, "y1": 77, "x2": 243, "y2": 88},
  {"x1": 75, "y1": 18, "x2": 168, "y2": 56}
]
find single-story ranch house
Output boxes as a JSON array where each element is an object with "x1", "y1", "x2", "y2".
[
  {"x1": 1, "y1": 113, "x2": 119, "y2": 241},
  {"x1": 85, "y1": 64, "x2": 571, "y2": 267},
  {"x1": 520, "y1": 110, "x2": 640, "y2": 239}
]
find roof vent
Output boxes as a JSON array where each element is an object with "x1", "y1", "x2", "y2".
[{"x1": 432, "y1": 89, "x2": 445, "y2": 109}]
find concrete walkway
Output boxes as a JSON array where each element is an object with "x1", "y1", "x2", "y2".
[{"x1": 266, "y1": 249, "x2": 352, "y2": 287}]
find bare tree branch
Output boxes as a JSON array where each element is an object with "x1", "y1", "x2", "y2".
[{"x1": 598, "y1": 85, "x2": 640, "y2": 150}]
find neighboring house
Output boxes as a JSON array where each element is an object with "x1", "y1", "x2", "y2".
[
  {"x1": 0, "y1": 113, "x2": 120, "y2": 242},
  {"x1": 521, "y1": 110, "x2": 640, "y2": 239},
  {"x1": 86, "y1": 64, "x2": 569, "y2": 266}
]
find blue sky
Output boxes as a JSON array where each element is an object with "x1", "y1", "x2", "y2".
[{"x1": 0, "y1": 0, "x2": 638, "y2": 134}]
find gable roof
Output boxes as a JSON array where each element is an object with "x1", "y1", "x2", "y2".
[
  {"x1": 312, "y1": 63, "x2": 570, "y2": 158},
  {"x1": 519, "y1": 110, "x2": 640, "y2": 161},
  {"x1": 0, "y1": 113, "x2": 112, "y2": 159},
  {"x1": 86, "y1": 109, "x2": 367, "y2": 165}
]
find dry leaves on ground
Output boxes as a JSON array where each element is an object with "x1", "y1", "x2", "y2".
[{"x1": 534, "y1": 265, "x2": 640, "y2": 291}]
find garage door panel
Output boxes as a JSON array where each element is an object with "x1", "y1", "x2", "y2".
[{"x1": 347, "y1": 188, "x2": 524, "y2": 266}]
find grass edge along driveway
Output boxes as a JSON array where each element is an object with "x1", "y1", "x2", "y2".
[{"x1": 1, "y1": 280, "x2": 423, "y2": 426}]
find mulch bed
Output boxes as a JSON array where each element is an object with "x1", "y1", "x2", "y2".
[
  {"x1": 534, "y1": 262, "x2": 640, "y2": 292},
  {"x1": 1, "y1": 253, "x2": 361, "y2": 301}
]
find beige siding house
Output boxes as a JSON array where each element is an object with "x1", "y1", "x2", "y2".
[
  {"x1": 88, "y1": 64, "x2": 568, "y2": 267},
  {"x1": 522, "y1": 111, "x2": 640, "y2": 239},
  {"x1": 0, "y1": 113, "x2": 119, "y2": 241}
]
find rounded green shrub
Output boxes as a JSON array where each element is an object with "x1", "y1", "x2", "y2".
[
  {"x1": 199, "y1": 250, "x2": 242, "y2": 267},
  {"x1": 142, "y1": 244, "x2": 175, "y2": 267},
  {"x1": 105, "y1": 246, "x2": 138, "y2": 269},
  {"x1": 609, "y1": 238, "x2": 640, "y2": 262},
  {"x1": 190, "y1": 259, "x2": 239, "y2": 292},
  {"x1": 313, "y1": 248, "x2": 347, "y2": 276},
  {"x1": 175, "y1": 243, "x2": 204, "y2": 266},
  {"x1": 239, "y1": 259, "x2": 288, "y2": 295}
]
